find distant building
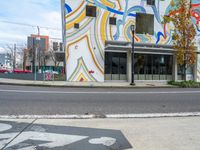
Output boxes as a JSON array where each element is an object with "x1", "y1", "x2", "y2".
[
  {"x1": 28, "y1": 35, "x2": 49, "y2": 51},
  {"x1": 0, "y1": 53, "x2": 12, "y2": 69},
  {"x1": 26, "y1": 35, "x2": 64, "y2": 73},
  {"x1": 0, "y1": 54, "x2": 6, "y2": 68},
  {"x1": 49, "y1": 38, "x2": 65, "y2": 63},
  {"x1": 49, "y1": 38, "x2": 63, "y2": 52}
]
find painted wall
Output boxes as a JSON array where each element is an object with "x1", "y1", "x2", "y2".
[{"x1": 64, "y1": 0, "x2": 200, "y2": 82}]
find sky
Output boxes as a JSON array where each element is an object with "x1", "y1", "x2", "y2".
[{"x1": 0, "y1": 0, "x2": 62, "y2": 52}]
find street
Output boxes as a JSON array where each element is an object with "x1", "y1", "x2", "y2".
[
  {"x1": 1, "y1": 85, "x2": 200, "y2": 150},
  {"x1": 0, "y1": 85, "x2": 200, "y2": 116}
]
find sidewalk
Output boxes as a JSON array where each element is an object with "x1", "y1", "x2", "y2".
[
  {"x1": 0, "y1": 78, "x2": 175, "y2": 88},
  {"x1": 0, "y1": 117, "x2": 199, "y2": 150}
]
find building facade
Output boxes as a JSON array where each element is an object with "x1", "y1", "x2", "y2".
[
  {"x1": 27, "y1": 35, "x2": 64, "y2": 73},
  {"x1": 0, "y1": 53, "x2": 13, "y2": 69},
  {"x1": 62, "y1": 0, "x2": 200, "y2": 82},
  {"x1": 0, "y1": 54, "x2": 7, "y2": 68}
]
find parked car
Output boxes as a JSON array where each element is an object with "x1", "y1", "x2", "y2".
[
  {"x1": 44, "y1": 70, "x2": 59, "y2": 75},
  {"x1": 13, "y1": 69, "x2": 32, "y2": 73},
  {"x1": 0, "y1": 69, "x2": 12, "y2": 73}
]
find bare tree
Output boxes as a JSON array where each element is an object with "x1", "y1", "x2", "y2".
[
  {"x1": 48, "y1": 47, "x2": 60, "y2": 69},
  {"x1": 4, "y1": 44, "x2": 18, "y2": 70},
  {"x1": 27, "y1": 43, "x2": 51, "y2": 73},
  {"x1": 22, "y1": 48, "x2": 30, "y2": 71},
  {"x1": 38, "y1": 49, "x2": 50, "y2": 72},
  {"x1": 5, "y1": 44, "x2": 30, "y2": 70}
]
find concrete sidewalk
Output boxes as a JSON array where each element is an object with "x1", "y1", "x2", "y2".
[
  {"x1": 0, "y1": 117, "x2": 199, "y2": 150},
  {"x1": 0, "y1": 78, "x2": 175, "y2": 88}
]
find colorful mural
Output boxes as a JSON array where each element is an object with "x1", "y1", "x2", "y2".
[
  {"x1": 191, "y1": 1, "x2": 200, "y2": 82},
  {"x1": 64, "y1": 0, "x2": 200, "y2": 82}
]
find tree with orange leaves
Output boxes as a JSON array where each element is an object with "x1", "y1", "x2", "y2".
[{"x1": 164, "y1": 0, "x2": 197, "y2": 80}]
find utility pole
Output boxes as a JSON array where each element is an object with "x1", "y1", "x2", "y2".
[
  {"x1": 13, "y1": 43, "x2": 16, "y2": 71},
  {"x1": 34, "y1": 26, "x2": 40, "y2": 81},
  {"x1": 37, "y1": 28, "x2": 41, "y2": 69},
  {"x1": 61, "y1": 0, "x2": 67, "y2": 81}
]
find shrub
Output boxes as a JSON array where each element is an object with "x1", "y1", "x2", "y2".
[
  {"x1": 54, "y1": 74, "x2": 66, "y2": 81},
  {"x1": 168, "y1": 81, "x2": 200, "y2": 88}
]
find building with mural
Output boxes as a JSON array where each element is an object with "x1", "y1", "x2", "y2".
[{"x1": 61, "y1": 0, "x2": 200, "y2": 82}]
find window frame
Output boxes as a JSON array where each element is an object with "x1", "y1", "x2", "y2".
[
  {"x1": 86, "y1": 5, "x2": 97, "y2": 17},
  {"x1": 109, "y1": 17, "x2": 117, "y2": 25},
  {"x1": 147, "y1": 0, "x2": 155, "y2": 6}
]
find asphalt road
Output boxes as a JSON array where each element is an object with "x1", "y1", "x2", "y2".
[{"x1": 0, "y1": 85, "x2": 200, "y2": 115}]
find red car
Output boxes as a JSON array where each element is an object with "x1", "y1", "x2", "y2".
[
  {"x1": 0, "y1": 69, "x2": 12, "y2": 73},
  {"x1": 13, "y1": 69, "x2": 32, "y2": 73}
]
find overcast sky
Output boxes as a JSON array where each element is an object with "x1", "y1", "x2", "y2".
[{"x1": 0, "y1": 0, "x2": 62, "y2": 51}]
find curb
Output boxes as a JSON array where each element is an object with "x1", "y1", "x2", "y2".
[
  {"x1": 0, "y1": 81, "x2": 178, "y2": 89},
  {"x1": 0, "y1": 112, "x2": 199, "y2": 119}
]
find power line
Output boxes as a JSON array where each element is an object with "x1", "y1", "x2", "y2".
[{"x1": 0, "y1": 20, "x2": 62, "y2": 31}]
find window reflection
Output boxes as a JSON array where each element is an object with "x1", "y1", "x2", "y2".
[
  {"x1": 105, "y1": 52, "x2": 127, "y2": 81},
  {"x1": 134, "y1": 54, "x2": 173, "y2": 80}
]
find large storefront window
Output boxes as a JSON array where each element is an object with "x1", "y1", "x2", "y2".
[
  {"x1": 105, "y1": 52, "x2": 127, "y2": 81},
  {"x1": 105, "y1": 53, "x2": 173, "y2": 81},
  {"x1": 134, "y1": 54, "x2": 173, "y2": 80}
]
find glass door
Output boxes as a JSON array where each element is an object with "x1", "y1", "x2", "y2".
[
  {"x1": 105, "y1": 52, "x2": 127, "y2": 81},
  {"x1": 112, "y1": 53, "x2": 120, "y2": 80}
]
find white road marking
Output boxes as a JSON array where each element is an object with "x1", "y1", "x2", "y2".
[
  {"x1": 0, "y1": 123, "x2": 118, "y2": 149},
  {"x1": 106, "y1": 112, "x2": 200, "y2": 118},
  {"x1": 0, "y1": 89, "x2": 200, "y2": 94},
  {"x1": 0, "y1": 112, "x2": 200, "y2": 119},
  {"x1": 0, "y1": 130, "x2": 88, "y2": 150},
  {"x1": 0, "y1": 132, "x2": 19, "y2": 149},
  {"x1": 89, "y1": 137, "x2": 116, "y2": 146},
  {"x1": 0, "y1": 123, "x2": 12, "y2": 132}
]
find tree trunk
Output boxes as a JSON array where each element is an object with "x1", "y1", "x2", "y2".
[
  {"x1": 23, "y1": 53, "x2": 26, "y2": 71},
  {"x1": 184, "y1": 64, "x2": 187, "y2": 81},
  {"x1": 184, "y1": 52, "x2": 187, "y2": 81}
]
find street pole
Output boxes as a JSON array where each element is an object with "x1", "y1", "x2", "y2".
[
  {"x1": 13, "y1": 43, "x2": 16, "y2": 71},
  {"x1": 61, "y1": 0, "x2": 67, "y2": 81},
  {"x1": 130, "y1": 25, "x2": 135, "y2": 85},
  {"x1": 34, "y1": 26, "x2": 40, "y2": 81},
  {"x1": 34, "y1": 45, "x2": 37, "y2": 81}
]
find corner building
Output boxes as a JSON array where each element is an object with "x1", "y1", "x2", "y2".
[{"x1": 62, "y1": 0, "x2": 200, "y2": 82}]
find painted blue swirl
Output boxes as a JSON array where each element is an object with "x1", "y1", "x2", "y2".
[
  {"x1": 156, "y1": 32, "x2": 165, "y2": 44},
  {"x1": 65, "y1": 4, "x2": 72, "y2": 14}
]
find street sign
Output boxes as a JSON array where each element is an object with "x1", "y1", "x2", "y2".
[{"x1": 44, "y1": 72, "x2": 54, "y2": 81}]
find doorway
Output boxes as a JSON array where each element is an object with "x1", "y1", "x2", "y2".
[{"x1": 105, "y1": 52, "x2": 127, "y2": 81}]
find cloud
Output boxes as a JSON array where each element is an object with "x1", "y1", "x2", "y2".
[
  {"x1": 0, "y1": 0, "x2": 62, "y2": 46},
  {"x1": 0, "y1": 47, "x2": 6, "y2": 54},
  {"x1": 41, "y1": 11, "x2": 62, "y2": 28}
]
